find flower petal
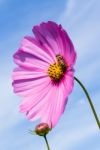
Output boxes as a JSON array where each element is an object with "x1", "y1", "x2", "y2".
[
  {"x1": 25, "y1": 82, "x2": 54, "y2": 120},
  {"x1": 13, "y1": 68, "x2": 49, "y2": 96},
  {"x1": 41, "y1": 82, "x2": 68, "y2": 128},
  {"x1": 33, "y1": 21, "x2": 76, "y2": 66},
  {"x1": 33, "y1": 21, "x2": 62, "y2": 55},
  {"x1": 61, "y1": 29, "x2": 77, "y2": 66},
  {"x1": 16, "y1": 70, "x2": 74, "y2": 128},
  {"x1": 26, "y1": 81, "x2": 68, "y2": 128},
  {"x1": 25, "y1": 36, "x2": 56, "y2": 62},
  {"x1": 63, "y1": 70, "x2": 74, "y2": 96},
  {"x1": 20, "y1": 37, "x2": 54, "y2": 64},
  {"x1": 20, "y1": 78, "x2": 52, "y2": 113},
  {"x1": 13, "y1": 49, "x2": 49, "y2": 71},
  {"x1": 12, "y1": 67, "x2": 47, "y2": 80}
]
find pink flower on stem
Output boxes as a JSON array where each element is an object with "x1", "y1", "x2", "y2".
[{"x1": 12, "y1": 21, "x2": 76, "y2": 128}]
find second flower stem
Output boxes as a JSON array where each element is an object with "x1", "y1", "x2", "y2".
[
  {"x1": 74, "y1": 76, "x2": 100, "y2": 129},
  {"x1": 43, "y1": 135, "x2": 50, "y2": 150}
]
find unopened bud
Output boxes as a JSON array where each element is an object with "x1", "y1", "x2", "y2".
[{"x1": 35, "y1": 123, "x2": 51, "y2": 136}]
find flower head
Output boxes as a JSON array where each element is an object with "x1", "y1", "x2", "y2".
[{"x1": 12, "y1": 21, "x2": 76, "y2": 128}]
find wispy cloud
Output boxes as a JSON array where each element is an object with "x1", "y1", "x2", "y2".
[{"x1": 59, "y1": 0, "x2": 76, "y2": 22}]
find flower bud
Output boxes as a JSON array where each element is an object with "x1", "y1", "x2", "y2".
[{"x1": 35, "y1": 123, "x2": 51, "y2": 136}]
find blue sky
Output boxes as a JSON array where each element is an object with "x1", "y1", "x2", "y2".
[{"x1": 0, "y1": 0, "x2": 100, "y2": 150}]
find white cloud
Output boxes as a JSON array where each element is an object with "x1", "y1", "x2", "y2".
[
  {"x1": 59, "y1": 0, "x2": 76, "y2": 22},
  {"x1": 59, "y1": 0, "x2": 96, "y2": 28}
]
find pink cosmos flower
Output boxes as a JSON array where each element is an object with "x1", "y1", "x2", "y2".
[{"x1": 12, "y1": 21, "x2": 76, "y2": 128}]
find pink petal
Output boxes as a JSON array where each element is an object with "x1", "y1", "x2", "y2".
[
  {"x1": 12, "y1": 68, "x2": 47, "y2": 80},
  {"x1": 26, "y1": 82, "x2": 68, "y2": 128},
  {"x1": 41, "y1": 82, "x2": 68, "y2": 128},
  {"x1": 18, "y1": 70, "x2": 74, "y2": 128},
  {"x1": 20, "y1": 78, "x2": 52, "y2": 113},
  {"x1": 63, "y1": 70, "x2": 74, "y2": 96},
  {"x1": 33, "y1": 22, "x2": 63, "y2": 55},
  {"x1": 33, "y1": 21, "x2": 76, "y2": 66},
  {"x1": 25, "y1": 82, "x2": 54, "y2": 120},
  {"x1": 13, "y1": 74, "x2": 47, "y2": 92},
  {"x1": 25, "y1": 36, "x2": 56, "y2": 62},
  {"x1": 61, "y1": 29, "x2": 77, "y2": 66},
  {"x1": 13, "y1": 75, "x2": 50, "y2": 97},
  {"x1": 47, "y1": 22, "x2": 64, "y2": 55},
  {"x1": 13, "y1": 50, "x2": 49, "y2": 71},
  {"x1": 20, "y1": 37, "x2": 54, "y2": 64}
]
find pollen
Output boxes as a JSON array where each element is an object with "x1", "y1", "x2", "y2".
[{"x1": 48, "y1": 54, "x2": 67, "y2": 82}]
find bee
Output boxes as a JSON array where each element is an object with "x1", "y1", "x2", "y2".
[
  {"x1": 56, "y1": 54, "x2": 67, "y2": 72},
  {"x1": 56, "y1": 54, "x2": 65, "y2": 65}
]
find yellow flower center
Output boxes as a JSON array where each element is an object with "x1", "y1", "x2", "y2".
[{"x1": 48, "y1": 55, "x2": 67, "y2": 82}]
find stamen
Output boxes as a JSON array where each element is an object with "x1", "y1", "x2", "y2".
[{"x1": 48, "y1": 54, "x2": 67, "y2": 82}]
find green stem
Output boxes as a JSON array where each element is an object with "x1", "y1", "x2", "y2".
[
  {"x1": 43, "y1": 135, "x2": 50, "y2": 150},
  {"x1": 74, "y1": 76, "x2": 100, "y2": 129}
]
